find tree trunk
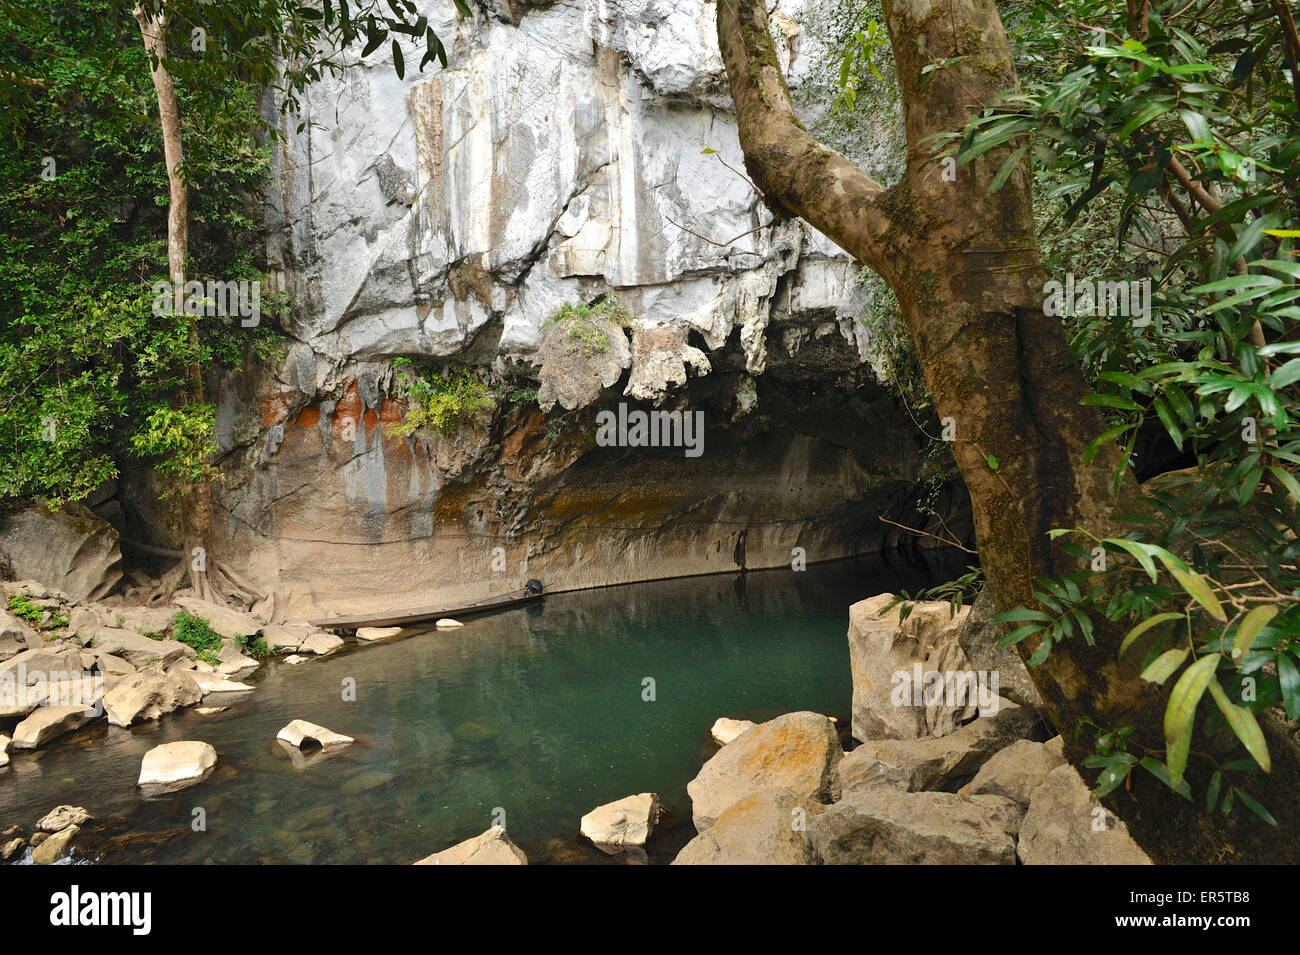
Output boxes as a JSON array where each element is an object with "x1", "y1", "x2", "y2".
[
  {"x1": 134, "y1": 2, "x2": 211, "y2": 602},
  {"x1": 716, "y1": 0, "x2": 1300, "y2": 862}
]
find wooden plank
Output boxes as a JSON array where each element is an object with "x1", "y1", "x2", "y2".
[{"x1": 306, "y1": 589, "x2": 542, "y2": 630}]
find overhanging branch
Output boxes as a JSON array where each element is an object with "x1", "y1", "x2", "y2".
[{"x1": 715, "y1": 0, "x2": 894, "y2": 274}]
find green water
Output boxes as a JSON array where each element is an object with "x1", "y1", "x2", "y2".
[{"x1": 0, "y1": 552, "x2": 965, "y2": 864}]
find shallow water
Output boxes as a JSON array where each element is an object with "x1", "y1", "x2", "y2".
[{"x1": 0, "y1": 551, "x2": 967, "y2": 864}]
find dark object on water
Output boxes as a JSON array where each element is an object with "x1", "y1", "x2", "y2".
[{"x1": 307, "y1": 583, "x2": 545, "y2": 630}]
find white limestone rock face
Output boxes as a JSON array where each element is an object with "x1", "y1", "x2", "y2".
[{"x1": 264, "y1": 0, "x2": 862, "y2": 390}]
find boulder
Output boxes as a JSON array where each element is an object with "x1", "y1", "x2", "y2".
[
  {"x1": 1017, "y1": 765, "x2": 1153, "y2": 865},
  {"x1": 262, "y1": 624, "x2": 311, "y2": 652},
  {"x1": 37, "y1": 805, "x2": 92, "y2": 831},
  {"x1": 11, "y1": 705, "x2": 97, "y2": 749},
  {"x1": 579, "y1": 793, "x2": 659, "y2": 848},
  {"x1": 0, "y1": 733, "x2": 9, "y2": 767},
  {"x1": 687, "y1": 711, "x2": 841, "y2": 832},
  {"x1": 809, "y1": 790, "x2": 1020, "y2": 865},
  {"x1": 0, "y1": 502, "x2": 123, "y2": 601},
  {"x1": 673, "y1": 789, "x2": 820, "y2": 865},
  {"x1": 838, "y1": 699, "x2": 1040, "y2": 794},
  {"x1": 0, "y1": 646, "x2": 86, "y2": 684},
  {"x1": 137, "y1": 741, "x2": 218, "y2": 790},
  {"x1": 847, "y1": 593, "x2": 987, "y2": 742},
  {"x1": 102, "y1": 668, "x2": 202, "y2": 727},
  {"x1": 283, "y1": 654, "x2": 308, "y2": 666},
  {"x1": 962, "y1": 739, "x2": 1066, "y2": 808},
  {"x1": 91, "y1": 628, "x2": 192, "y2": 669},
  {"x1": 0, "y1": 611, "x2": 41, "y2": 662},
  {"x1": 435, "y1": 618, "x2": 464, "y2": 629},
  {"x1": 956, "y1": 589, "x2": 1043, "y2": 709},
  {"x1": 0, "y1": 838, "x2": 23, "y2": 860},
  {"x1": 32, "y1": 825, "x2": 80, "y2": 864},
  {"x1": 173, "y1": 597, "x2": 262, "y2": 641},
  {"x1": 91, "y1": 650, "x2": 137, "y2": 678},
  {"x1": 298, "y1": 631, "x2": 344, "y2": 656},
  {"x1": 216, "y1": 645, "x2": 259, "y2": 675},
  {"x1": 277, "y1": 719, "x2": 354, "y2": 752},
  {"x1": 355, "y1": 626, "x2": 403, "y2": 642},
  {"x1": 710, "y1": 717, "x2": 756, "y2": 746},
  {"x1": 414, "y1": 826, "x2": 527, "y2": 865},
  {"x1": 113, "y1": 606, "x2": 176, "y2": 637},
  {"x1": 189, "y1": 672, "x2": 254, "y2": 695}
]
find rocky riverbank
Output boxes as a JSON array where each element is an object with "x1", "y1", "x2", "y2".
[{"x1": 411, "y1": 591, "x2": 1151, "y2": 865}]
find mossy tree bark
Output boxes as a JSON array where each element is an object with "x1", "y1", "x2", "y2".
[{"x1": 716, "y1": 0, "x2": 1300, "y2": 861}]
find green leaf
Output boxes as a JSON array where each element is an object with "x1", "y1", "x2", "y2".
[
  {"x1": 1153, "y1": 550, "x2": 1226, "y2": 621},
  {"x1": 392, "y1": 39, "x2": 404, "y2": 79},
  {"x1": 1207, "y1": 770, "x2": 1222, "y2": 811},
  {"x1": 986, "y1": 144, "x2": 1028, "y2": 195},
  {"x1": 1142, "y1": 647, "x2": 1189, "y2": 684},
  {"x1": 1164, "y1": 654, "x2": 1220, "y2": 787},
  {"x1": 993, "y1": 608, "x2": 1051, "y2": 623},
  {"x1": 1234, "y1": 788, "x2": 1278, "y2": 826},
  {"x1": 1231, "y1": 605, "x2": 1277, "y2": 660},
  {"x1": 1120, "y1": 612, "x2": 1184, "y2": 657},
  {"x1": 1277, "y1": 654, "x2": 1300, "y2": 720},
  {"x1": 1206, "y1": 678, "x2": 1271, "y2": 773}
]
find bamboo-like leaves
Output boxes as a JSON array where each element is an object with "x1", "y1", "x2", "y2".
[
  {"x1": 1163, "y1": 653, "x2": 1220, "y2": 788},
  {"x1": 1206, "y1": 678, "x2": 1271, "y2": 774}
]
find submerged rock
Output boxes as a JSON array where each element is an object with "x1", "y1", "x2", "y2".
[
  {"x1": 687, "y1": 711, "x2": 841, "y2": 832},
  {"x1": 451, "y1": 721, "x2": 496, "y2": 744},
  {"x1": 580, "y1": 793, "x2": 659, "y2": 848},
  {"x1": 414, "y1": 826, "x2": 527, "y2": 865},
  {"x1": 355, "y1": 626, "x2": 403, "y2": 642},
  {"x1": 138, "y1": 741, "x2": 218, "y2": 791}
]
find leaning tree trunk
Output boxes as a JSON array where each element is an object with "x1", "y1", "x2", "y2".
[
  {"x1": 716, "y1": 0, "x2": 1300, "y2": 862},
  {"x1": 134, "y1": 1, "x2": 213, "y2": 602}
]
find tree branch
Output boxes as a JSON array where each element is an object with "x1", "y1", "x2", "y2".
[{"x1": 715, "y1": 0, "x2": 893, "y2": 273}]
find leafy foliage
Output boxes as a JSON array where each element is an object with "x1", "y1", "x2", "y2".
[
  {"x1": 942, "y1": 0, "x2": 1300, "y2": 824},
  {"x1": 171, "y1": 609, "x2": 224, "y2": 664},
  {"x1": 546, "y1": 297, "x2": 635, "y2": 356},
  {"x1": 387, "y1": 359, "x2": 497, "y2": 438}
]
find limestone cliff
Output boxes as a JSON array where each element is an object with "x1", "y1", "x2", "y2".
[{"x1": 126, "y1": 0, "x2": 965, "y2": 618}]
